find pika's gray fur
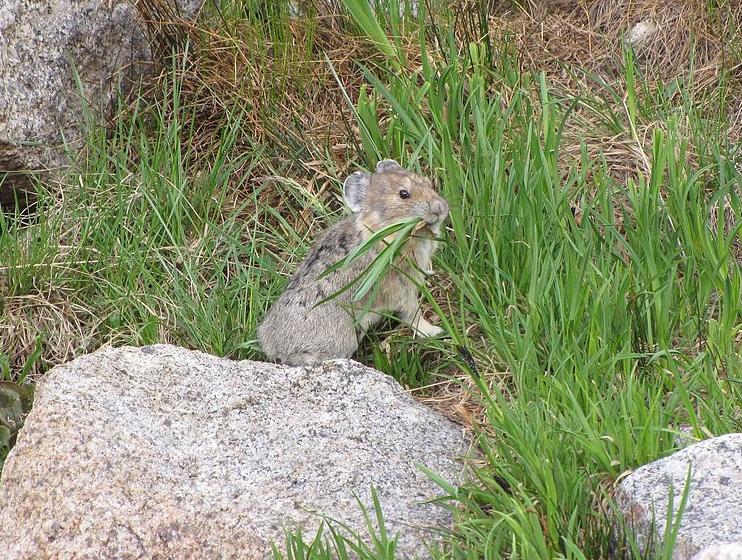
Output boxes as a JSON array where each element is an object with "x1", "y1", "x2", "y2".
[{"x1": 257, "y1": 160, "x2": 449, "y2": 366}]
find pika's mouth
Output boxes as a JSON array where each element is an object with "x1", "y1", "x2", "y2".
[
  {"x1": 425, "y1": 209, "x2": 449, "y2": 226},
  {"x1": 425, "y1": 200, "x2": 449, "y2": 225}
]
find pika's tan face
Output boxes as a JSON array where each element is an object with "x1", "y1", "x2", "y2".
[
  {"x1": 363, "y1": 171, "x2": 449, "y2": 232},
  {"x1": 343, "y1": 160, "x2": 450, "y2": 235}
]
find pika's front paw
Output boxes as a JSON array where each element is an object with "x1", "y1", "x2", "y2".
[
  {"x1": 414, "y1": 319, "x2": 444, "y2": 338},
  {"x1": 422, "y1": 324, "x2": 444, "y2": 337}
]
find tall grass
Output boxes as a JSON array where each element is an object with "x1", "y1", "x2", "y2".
[
  {"x1": 336, "y1": 0, "x2": 742, "y2": 556},
  {"x1": 0, "y1": 53, "x2": 315, "y2": 368},
  {"x1": 1, "y1": 0, "x2": 741, "y2": 557}
]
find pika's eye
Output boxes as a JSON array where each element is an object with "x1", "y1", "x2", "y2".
[{"x1": 399, "y1": 189, "x2": 410, "y2": 199}]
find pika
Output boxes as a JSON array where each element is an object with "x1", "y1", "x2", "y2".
[{"x1": 257, "y1": 159, "x2": 449, "y2": 366}]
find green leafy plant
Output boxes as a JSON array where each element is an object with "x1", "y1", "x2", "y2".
[{"x1": 0, "y1": 380, "x2": 35, "y2": 471}]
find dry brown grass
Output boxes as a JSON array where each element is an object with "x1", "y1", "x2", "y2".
[
  {"x1": 0, "y1": 293, "x2": 96, "y2": 381},
  {"x1": 492, "y1": 0, "x2": 741, "y2": 85},
  {"x1": 415, "y1": 357, "x2": 510, "y2": 430},
  {"x1": 487, "y1": 0, "x2": 742, "y2": 182},
  {"x1": 139, "y1": 5, "x2": 381, "y2": 172}
]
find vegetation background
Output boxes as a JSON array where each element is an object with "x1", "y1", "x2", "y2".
[{"x1": 1, "y1": 0, "x2": 742, "y2": 557}]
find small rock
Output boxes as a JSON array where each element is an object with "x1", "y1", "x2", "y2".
[
  {"x1": 626, "y1": 20, "x2": 657, "y2": 49},
  {"x1": 0, "y1": 344, "x2": 469, "y2": 559},
  {"x1": 615, "y1": 433, "x2": 742, "y2": 559}
]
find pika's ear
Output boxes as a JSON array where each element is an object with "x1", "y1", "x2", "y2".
[
  {"x1": 375, "y1": 159, "x2": 403, "y2": 173},
  {"x1": 343, "y1": 171, "x2": 371, "y2": 213}
]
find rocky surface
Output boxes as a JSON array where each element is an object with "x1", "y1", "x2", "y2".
[
  {"x1": 616, "y1": 433, "x2": 742, "y2": 559},
  {"x1": 692, "y1": 543, "x2": 742, "y2": 560},
  {"x1": 0, "y1": 0, "x2": 202, "y2": 206},
  {"x1": 0, "y1": 344, "x2": 469, "y2": 559}
]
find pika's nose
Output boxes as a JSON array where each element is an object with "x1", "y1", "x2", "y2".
[{"x1": 427, "y1": 198, "x2": 449, "y2": 223}]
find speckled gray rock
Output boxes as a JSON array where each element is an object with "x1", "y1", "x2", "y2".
[
  {"x1": 616, "y1": 434, "x2": 742, "y2": 559},
  {"x1": 692, "y1": 543, "x2": 742, "y2": 560},
  {"x1": 0, "y1": 344, "x2": 469, "y2": 559},
  {"x1": 0, "y1": 0, "x2": 203, "y2": 206}
]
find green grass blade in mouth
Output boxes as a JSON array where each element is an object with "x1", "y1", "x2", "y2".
[{"x1": 314, "y1": 216, "x2": 422, "y2": 306}]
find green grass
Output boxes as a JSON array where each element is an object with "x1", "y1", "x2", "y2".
[{"x1": 2, "y1": 0, "x2": 742, "y2": 557}]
